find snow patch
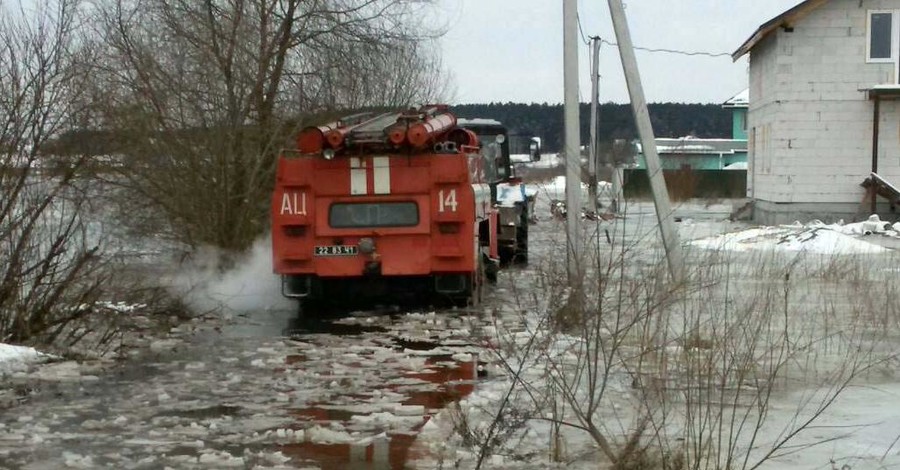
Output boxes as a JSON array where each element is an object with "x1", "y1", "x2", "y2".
[
  {"x1": 514, "y1": 152, "x2": 561, "y2": 169},
  {"x1": 691, "y1": 222, "x2": 891, "y2": 255},
  {"x1": 495, "y1": 182, "x2": 537, "y2": 207},
  {"x1": 723, "y1": 161, "x2": 747, "y2": 170},
  {"x1": 534, "y1": 175, "x2": 611, "y2": 204},
  {"x1": 0, "y1": 343, "x2": 52, "y2": 373}
]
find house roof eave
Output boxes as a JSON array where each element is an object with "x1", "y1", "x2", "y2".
[
  {"x1": 722, "y1": 88, "x2": 750, "y2": 108},
  {"x1": 732, "y1": 0, "x2": 829, "y2": 61}
]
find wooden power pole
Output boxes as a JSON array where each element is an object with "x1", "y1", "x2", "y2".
[{"x1": 606, "y1": 0, "x2": 685, "y2": 283}]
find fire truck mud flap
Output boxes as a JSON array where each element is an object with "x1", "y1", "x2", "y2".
[{"x1": 434, "y1": 274, "x2": 469, "y2": 295}]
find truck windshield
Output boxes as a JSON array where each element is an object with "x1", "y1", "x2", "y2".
[
  {"x1": 329, "y1": 202, "x2": 419, "y2": 228},
  {"x1": 476, "y1": 134, "x2": 508, "y2": 181}
]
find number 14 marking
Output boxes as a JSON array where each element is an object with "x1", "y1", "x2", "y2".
[{"x1": 438, "y1": 189, "x2": 458, "y2": 212}]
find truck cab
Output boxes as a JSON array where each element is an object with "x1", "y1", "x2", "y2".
[{"x1": 456, "y1": 118, "x2": 540, "y2": 265}]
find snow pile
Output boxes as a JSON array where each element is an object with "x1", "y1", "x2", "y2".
[
  {"x1": 0, "y1": 343, "x2": 52, "y2": 373},
  {"x1": 808, "y1": 214, "x2": 900, "y2": 237},
  {"x1": 691, "y1": 223, "x2": 890, "y2": 255}
]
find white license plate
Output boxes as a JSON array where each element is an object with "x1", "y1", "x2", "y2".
[{"x1": 314, "y1": 245, "x2": 358, "y2": 256}]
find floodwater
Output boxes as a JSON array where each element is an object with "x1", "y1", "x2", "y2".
[
  {"x1": 0, "y1": 197, "x2": 776, "y2": 469},
  {"x1": 281, "y1": 352, "x2": 476, "y2": 469},
  {"x1": 0, "y1": 306, "x2": 487, "y2": 469},
  {"x1": 277, "y1": 319, "x2": 480, "y2": 470}
]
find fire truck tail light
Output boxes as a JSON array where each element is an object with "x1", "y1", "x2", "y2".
[
  {"x1": 437, "y1": 222, "x2": 460, "y2": 234},
  {"x1": 283, "y1": 225, "x2": 307, "y2": 237}
]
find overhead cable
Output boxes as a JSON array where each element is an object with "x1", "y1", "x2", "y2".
[{"x1": 598, "y1": 38, "x2": 732, "y2": 58}]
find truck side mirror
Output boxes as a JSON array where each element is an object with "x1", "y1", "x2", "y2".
[{"x1": 529, "y1": 139, "x2": 541, "y2": 162}]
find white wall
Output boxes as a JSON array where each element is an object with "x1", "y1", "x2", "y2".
[{"x1": 748, "y1": 0, "x2": 900, "y2": 220}]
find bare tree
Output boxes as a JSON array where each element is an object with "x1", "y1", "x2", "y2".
[
  {"x1": 89, "y1": 0, "x2": 449, "y2": 252},
  {"x1": 0, "y1": 0, "x2": 112, "y2": 347}
]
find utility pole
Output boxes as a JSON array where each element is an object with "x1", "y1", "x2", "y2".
[
  {"x1": 606, "y1": 0, "x2": 684, "y2": 283},
  {"x1": 588, "y1": 36, "x2": 600, "y2": 214},
  {"x1": 611, "y1": 161, "x2": 623, "y2": 213},
  {"x1": 563, "y1": 0, "x2": 582, "y2": 282}
]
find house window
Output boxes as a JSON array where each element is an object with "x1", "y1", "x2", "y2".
[
  {"x1": 868, "y1": 11, "x2": 893, "y2": 61},
  {"x1": 867, "y1": 10, "x2": 900, "y2": 82}
]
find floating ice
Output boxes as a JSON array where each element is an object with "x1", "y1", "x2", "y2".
[{"x1": 306, "y1": 425, "x2": 357, "y2": 444}]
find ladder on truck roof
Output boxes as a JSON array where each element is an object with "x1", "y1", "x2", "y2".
[{"x1": 296, "y1": 105, "x2": 466, "y2": 154}]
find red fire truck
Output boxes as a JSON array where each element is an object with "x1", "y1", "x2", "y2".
[{"x1": 272, "y1": 105, "x2": 513, "y2": 310}]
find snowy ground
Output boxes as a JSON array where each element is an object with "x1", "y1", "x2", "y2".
[
  {"x1": 0, "y1": 344, "x2": 51, "y2": 375},
  {"x1": 4, "y1": 194, "x2": 900, "y2": 469}
]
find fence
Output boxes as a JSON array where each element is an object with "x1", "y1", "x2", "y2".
[{"x1": 623, "y1": 168, "x2": 747, "y2": 200}]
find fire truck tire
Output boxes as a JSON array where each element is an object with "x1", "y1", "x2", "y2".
[
  {"x1": 297, "y1": 298, "x2": 316, "y2": 317},
  {"x1": 514, "y1": 211, "x2": 529, "y2": 265},
  {"x1": 484, "y1": 253, "x2": 499, "y2": 284},
  {"x1": 498, "y1": 247, "x2": 514, "y2": 266},
  {"x1": 470, "y1": 256, "x2": 484, "y2": 308},
  {"x1": 297, "y1": 292, "x2": 332, "y2": 317},
  {"x1": 296, "y1": 299, "x2": 307, "y2": 317}
]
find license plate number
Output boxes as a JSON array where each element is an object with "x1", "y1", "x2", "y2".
[{"x1": 315, "y1": 245, "x2": 358, "y2": 256}]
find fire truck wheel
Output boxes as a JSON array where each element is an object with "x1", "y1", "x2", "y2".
[
  {"x1": 471, "y1": 259, "x2": 484, "y2": 308},
  {"x1": 297, "y1": 299, "x2": 311, "y2": 317},
  {"x1": 498, "y1": 247, "x2": 514, "y2": 266},
  {"x1": 515, "y1": 211, "x2": 529, "y2": 265},
  {"x1": 297, "y1": 298, "x2": 326, "y2": 317},
  {"x1": 484, "y1": 253, "x2": 499, "y2": 284}
]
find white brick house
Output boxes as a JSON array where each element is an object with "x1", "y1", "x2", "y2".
[{"x1": 734, "y1": 0, "x2": 900, "y2": 224}]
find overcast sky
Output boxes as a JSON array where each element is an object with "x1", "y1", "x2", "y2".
[{"x1": 439, "y1": 1, "x2": 803, "y2": 105}]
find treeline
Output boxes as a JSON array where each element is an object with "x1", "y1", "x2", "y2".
[{"x1": 451, "y1": 102, "x2": 732, "y2": 152}]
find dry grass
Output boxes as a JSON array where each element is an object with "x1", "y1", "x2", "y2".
[{"x1": 448, "y1": 214, "x2": 900, "y2": 469}]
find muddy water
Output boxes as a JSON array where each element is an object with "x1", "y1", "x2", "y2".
[{"x1": 0, "y1": 308, "x2": 486, "y2": 469}]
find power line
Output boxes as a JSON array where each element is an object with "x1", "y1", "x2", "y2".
[
  {"x1": 575, "y1": 12, "x2": 591, "y2": 45},
  {"x1": 576, "y1": 11, "x2": 732, "y2": 58},
  {"x1": 599, "y1": 38, "x2": 732, "y2": 58}
]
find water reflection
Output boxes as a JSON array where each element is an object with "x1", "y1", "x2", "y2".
[{"x1": 280, "y1": 354, "x2": 477, "y2": 469}]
